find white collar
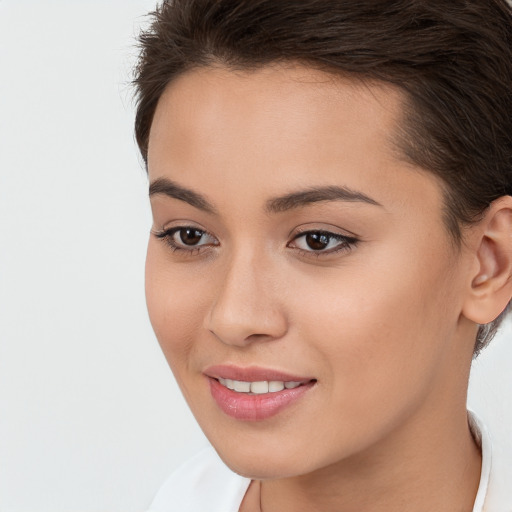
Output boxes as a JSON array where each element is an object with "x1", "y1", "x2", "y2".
[{"x1": 469, "y1": 410, "x2": 492, "y2": 512}]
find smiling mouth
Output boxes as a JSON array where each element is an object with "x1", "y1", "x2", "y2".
[
  {"x1": 216, "y1": 377, "x2": 307, "y2": 395},
  {"x1": 207, "y1": 373, "x2": 317, "y2": 421}
]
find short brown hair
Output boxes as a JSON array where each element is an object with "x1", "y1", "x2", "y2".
[{"x1": 133, "y1": 0, "x2": 512, "y2": 354}]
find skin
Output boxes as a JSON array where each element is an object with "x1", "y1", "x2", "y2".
[{"x1": 145, "y1": 64, "x2": 511, "y2": 511}]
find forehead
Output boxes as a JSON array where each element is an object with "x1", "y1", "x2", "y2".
[{"x1": 148, "y1": 63, "x2": 405, "y2": 171}]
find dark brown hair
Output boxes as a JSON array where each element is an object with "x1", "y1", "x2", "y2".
[{"x1": 133, "y1": 0, "x2": 512, "y2": 354}]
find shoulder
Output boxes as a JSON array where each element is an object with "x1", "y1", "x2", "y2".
[{"x1": 146, "y1": 446, "x2": 251, "y2": 512}]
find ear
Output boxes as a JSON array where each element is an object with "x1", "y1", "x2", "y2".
[{"x1": 462, "y1": 196, "x2": 512, "y2": 325}]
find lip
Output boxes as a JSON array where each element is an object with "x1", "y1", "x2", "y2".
[
  {"x1": 204, "y1": 364, "x2": 313, "y2": 383},
  {"x1": 204, "y1": 365, "x2": 316, "y2": 421}
]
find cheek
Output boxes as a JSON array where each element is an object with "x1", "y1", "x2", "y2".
[
  {"x1": 289, "y1": 240, "x2": 459, "y2": 419},
  {"x1": 144, "y1": 240, "x2": 207, "y2": 375}
]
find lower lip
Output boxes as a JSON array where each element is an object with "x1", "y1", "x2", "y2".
[{"x1": 208, "y1": 377, "x2": 315, "y2": 421}]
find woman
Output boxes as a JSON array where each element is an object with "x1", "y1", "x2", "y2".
[{"x1": 134, "y1": 1, "x2": 512, "y2": 510}]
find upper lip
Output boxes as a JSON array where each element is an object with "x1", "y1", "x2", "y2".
[{"x1": 204, "y1": 364, "x2": 314, "y2": 383}]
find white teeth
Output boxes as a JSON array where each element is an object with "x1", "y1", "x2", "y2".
[
  {"x1": 218, "y1": 377, "x2": 235, "y2": 389},
  {"x1": 250, "y1": 381, "x2": 269, "y2": 394},
  {"x1": 233, "y1": 380, "x2": 251, "y2": 392},
  {"x1": 268, "y1": 381, "x2": 285, "y2": 392},
  {"x1": 217, "y1": 378, "x2": 304, "y2": 394}
]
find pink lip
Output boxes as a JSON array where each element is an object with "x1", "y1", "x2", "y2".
[
  {"x1": 204, "y1": 364, "x2": 313, "y2": 383},
  {"x1": 204, "y1": 365, "x2": 316, "y2": 421}
]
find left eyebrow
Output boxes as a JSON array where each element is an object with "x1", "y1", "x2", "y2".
[{"x1": 266, "y1": 186, "x2": 382, "y2": 213}]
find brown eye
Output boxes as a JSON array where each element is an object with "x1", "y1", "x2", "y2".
[
  {"x1": 178, "y1": 228, "x2": 204, "y2": 246},
  {"x1": 290, "y1": 230, "x2": 358, "y2": 255},
  {"x1": 154, "y1": 225, "x2": 218, "y2": 252},
  {"x1": 305, "y1": 232, "x2": 330, "y2": 250}
]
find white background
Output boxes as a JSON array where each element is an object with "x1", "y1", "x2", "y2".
[{"x1": 0, "y1": 2, "x2": 511, "y2": 511}]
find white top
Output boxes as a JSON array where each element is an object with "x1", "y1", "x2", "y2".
[{"x1": 147, "y1": 412, "x2": 510, "y2": 512}]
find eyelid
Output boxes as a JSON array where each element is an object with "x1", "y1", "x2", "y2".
[
  {"x1": 152, "y1": 220, "x2": 213, "y2": 239},
  {"x1": 290, "y1": 223, "x2": 359, "y2": 239}
]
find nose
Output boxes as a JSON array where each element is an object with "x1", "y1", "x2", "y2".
[{"x1": 206, "y1": 250, "x2": 288, "y2": 347}]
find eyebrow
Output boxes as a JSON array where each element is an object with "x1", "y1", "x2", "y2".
[
  {"x1": 266, "y1": 186, "x2": 382, "y2": 213},
  {"x1": 149, "y1": 177, "x2": 218, "y2": 214},
  {"x1": 149, "y1": 177, "x2": 382, "y2": 214}
]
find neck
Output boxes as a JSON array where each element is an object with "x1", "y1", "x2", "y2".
[{"x1": 258, "y1": 404, "x2": 481, "y2": 512}]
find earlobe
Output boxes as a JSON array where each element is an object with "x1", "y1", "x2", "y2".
[{"x1": 462, "y1": 196, "x2": 512, "y2": 325}]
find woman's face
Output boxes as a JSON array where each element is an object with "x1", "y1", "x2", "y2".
[{"x1": 145, "y1": 65, "x2": 475, "y2": 478}]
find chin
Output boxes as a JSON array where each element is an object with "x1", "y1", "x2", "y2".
[
  {"x1": 216, "y1": 447, "x2": 306, "y2": 480},
  {"x1": 205, "y1": 428, "x2": 335, "y2": 480}
]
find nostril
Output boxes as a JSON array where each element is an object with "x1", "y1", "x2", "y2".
[{"x1": 245, "y1": 333, "x2": 275, "y2": 342}]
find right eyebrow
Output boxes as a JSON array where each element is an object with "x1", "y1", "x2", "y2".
[{"x1": 149, "y1": 177, "x2": 218, "y2": 215}]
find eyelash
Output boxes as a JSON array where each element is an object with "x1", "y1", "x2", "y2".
[
  {"x1": 153, "y1": 226, "x2": 359, "y2": 258},
  {"x1": 288, "y1": 230, "x2": 359, "y2": 257},
  {"x1": 153, "y1": 226, "x2": 218, "y2": 255}
]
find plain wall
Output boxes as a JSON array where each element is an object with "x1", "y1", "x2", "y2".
[{"x1": 0, "y1": 2, "x2": 511, "y2": 511}]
